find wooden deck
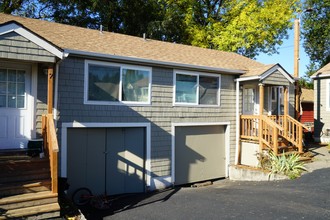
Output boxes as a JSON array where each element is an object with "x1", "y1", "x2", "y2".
[{"x1": 0, "y1": 150, "x2": 60, "y2": 219}]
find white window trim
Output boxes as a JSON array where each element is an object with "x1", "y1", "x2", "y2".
[
  {"x1": 84, "y1": 60, "x2": 152, "y2": 106},
  {"x1": 327, "y1": 79, "x2": 330, "y2": 111},
  {"x1": 173, "y1": 69, "x2": 221, "y2": 107}
]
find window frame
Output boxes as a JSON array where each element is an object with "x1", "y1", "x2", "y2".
[
  {"x1": 84, "y1": 60, "x2": 152, "y2": 106},
  {"x1": 327, "y1": 79, "x2": 330, "y2": 111},
  {"x1": 173, "y1": 70, "x2": 221, "y2": 107}
]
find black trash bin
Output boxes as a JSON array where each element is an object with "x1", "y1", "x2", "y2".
[{"x1": 27, "y1": 139, "x2": 43, "y2": 157}]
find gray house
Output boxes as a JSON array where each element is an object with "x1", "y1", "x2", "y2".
[
  {"x1": 311, "y1": 62, "x2": 330, "y2": 143},
  {"x1": 0, "y1": 13, "x2": 307, "y2": 217}
]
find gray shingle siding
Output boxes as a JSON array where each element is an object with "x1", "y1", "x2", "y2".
[
  {"x1": 262, "y1": 70, "x2": 291, "y2": 86},
  {"x1": 0, "y1": 32, "x2": 56, "y2": 63},
  {"x1": 314, "y1": 78, "x2": 330, "y2": 141},
  {"x1": 57, "y1": 57, "x2": 237, "y2": 177}
]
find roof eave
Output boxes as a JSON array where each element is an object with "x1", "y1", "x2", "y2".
[
  {"x1": 64, "y1": 49, "x2": 246, "y2": 74},
  {"x1": 311, "y1": 73, "x2": 330, "y2": 79}
]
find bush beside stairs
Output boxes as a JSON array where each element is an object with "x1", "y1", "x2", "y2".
[{"x1": 0, "y1": 150, "x2": 60, "y2": 219}]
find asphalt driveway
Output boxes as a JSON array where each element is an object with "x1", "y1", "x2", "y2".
[{"x1": 80, "y1": 145, "x2": 330, "y2": 220}]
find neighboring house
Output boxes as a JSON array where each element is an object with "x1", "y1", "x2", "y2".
[
  {"x1": 311, "y1": 63, "x2": 330, "y2": 143},
  {"x1": 300, "y1": 88, "x2": 314, "y2": 130},
  {"x1": 0, "y1": 13, "x2": 306, "y2": 203}
]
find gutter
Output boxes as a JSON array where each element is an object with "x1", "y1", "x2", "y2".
[
  {"x1": 311, "y1": 73, "x2": 330, "y2": 79},
  {"x1": 64, "y1": 49, "x2": 246, "y2": 75},
  {"x1": 235, "y1": 80, "x2": 240, "y2": 165}
]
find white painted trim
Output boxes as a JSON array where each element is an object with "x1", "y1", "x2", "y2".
[
  {"x1": 235, "y1": 76, "x2": 259, "y2": 82},
  {"x1": 327, "y1": 79, "x2": 330, "y2": 112},
  {"x1": 65, "y1": 49, "x2": 245, "y2": 75},
  {"x1": 171, "y1": 122, "x2": 230, "y2": 185},
  {"x1": 235, "y1": 81, "x2": 240, "y2": 165},
  {"x1": 311, "y1": 73, "x2": 330, "y2": 79},
  {"x1": 173, "y1": 69, "x2": 221, "y2": 107},
  {"x1": 30, "y1": 63, "x2": 38, "y2": 139},
  {"x1": 83, "y1": 60, "x2": 152, "y2": 106},
  {"x1": 61, "y1": 122, "x2": 151, "y2": 188},
  {"x1": 0, "y1": 22, "x2": 64, "y2": 59}
]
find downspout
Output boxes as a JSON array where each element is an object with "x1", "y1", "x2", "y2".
[{"x1": 235, "y1": 80, "x2": 240, "y2": 165}]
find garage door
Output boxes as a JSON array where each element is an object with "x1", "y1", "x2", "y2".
[
  {"x1": 67, "y1": 127, "x2": 145, "y2": 196},
  {"x1": 175, "y1": 125, "x2": 226, "y2": 185}
]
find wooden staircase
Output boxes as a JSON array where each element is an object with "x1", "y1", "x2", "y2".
[{"x1": 0, "y1": 150, "x2": 60, "y2": 219}]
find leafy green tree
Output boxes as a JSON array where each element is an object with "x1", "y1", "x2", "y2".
[
  {"x1": 2, "y1": 0, "x2": 300, "y2": 59},
  {"x1": 302, "y1": 0, "x2": 330, "y2": 73}
]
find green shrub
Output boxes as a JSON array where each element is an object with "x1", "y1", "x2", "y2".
[{"x1": 257, "y1": 151, "x2": 306, "y2": 179}]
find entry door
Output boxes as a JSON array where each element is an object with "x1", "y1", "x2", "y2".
[
  {"x1": 269, "y1": 86, "x2": 284, "y2": 115},
  {"x1": 0, "y1": 66, "x2": 32, "y2": 149},
  {"x1": 243, "y1": 86, "x2": 258, "y2": 115}
]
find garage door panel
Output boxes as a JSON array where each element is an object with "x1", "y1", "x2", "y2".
[
  {"x1": 106, "y1": 128, "x2": 125, "y2": 195},
  {"x1": 175, "y1": 126, "x2": 225, "y2": 185},
  {"x1": 67, "y1": 128, "x2": 88, "y2": 194},
  {"x1": 123, "y1": 127, "x2": 145, "y2": 193},
  {"x1": 86, "y1": 128, "x2": 106, "y2": 195}
]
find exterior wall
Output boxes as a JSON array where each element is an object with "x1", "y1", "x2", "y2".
[
  {"x1": 36, "y1": 64, "x2": 48, "y2": 137},
  {"x1": 57, "y1": 57, "x2": 237, "y2": 179},
  {"x1": 0, "y1": 32, "x2": 56, "y2": 63},
  {"x1": 314, "y1": 78, "x2": 330, "y2": 142},
  {"x1": 262, "y1": 70, "x2": 290, "y2": 86}
]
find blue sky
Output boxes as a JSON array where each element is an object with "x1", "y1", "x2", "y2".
[{"x1": 255, "y1": 28, "x2": 309, "y2": 78}]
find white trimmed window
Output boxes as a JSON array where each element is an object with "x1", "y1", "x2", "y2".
[
  {"x1": 327, "y1": 79, "x2": 330, "y2": 111},
  {"x1": 174, "y1": 70, "x2": 220, "y2": 106},
  {"x1": 84, "y1": 60, "x2": 151, "y2": 105}
]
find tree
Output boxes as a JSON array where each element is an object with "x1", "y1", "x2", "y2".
[
  {"x1": 302, "y1": 0, "x2": 330, "y2": 73},
  {"x1": 2, "y1": 0, "x2": 300, "y2": 59}
]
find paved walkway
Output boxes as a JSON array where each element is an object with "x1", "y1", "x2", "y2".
[{"x1": 304, "y1": 143, "x2": 330, "y2": 172}]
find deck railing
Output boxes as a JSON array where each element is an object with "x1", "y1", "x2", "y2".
[
  {"x1": 42, "y1": 114, "x2": 59, "y2": 194},
  {"x1": 267, "y1": 115, "x2": 307, "y2": 153}
]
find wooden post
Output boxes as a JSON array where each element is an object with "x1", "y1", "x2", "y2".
[
  {"x1": 47, "y1": 67, "x2": 54, "y2": 114},
  {"x1": 284, "y1": 86, "x2": 288, "y2": 137},
  {"x1": 294, "y1": 18, "x2": 301, "y2": 120},
  {"x1": 259, "y1": 83, "x2": 264, "y2": 152}
]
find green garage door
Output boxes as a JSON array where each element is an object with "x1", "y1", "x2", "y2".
[
  {"x1": 67, "y1": 127, "x2": 145, "y2": 196},
  {"x1": 175, "y1": 125, "x2": 226, "y2": 185}
]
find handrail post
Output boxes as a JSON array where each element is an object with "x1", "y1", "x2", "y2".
[
  {"x1": 298, "y1": 125, "x2": 303, "y2": 153},
  {"x1": 273, "y1": 127, "x2": 279, "y2": 155},
  {"x1": 259, "y1": 117, "x2": 263, "y2": 152}
]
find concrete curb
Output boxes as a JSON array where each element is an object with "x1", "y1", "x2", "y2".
[{"x1": 229, "y1": 165, "x2": 288, "y2": 181}]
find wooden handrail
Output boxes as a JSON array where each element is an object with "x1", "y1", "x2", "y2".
[
  {"x1": 261, "y1": 115, "x2": 283, "y2": 131},
  {"x1": 42, "y1": 114, "x2": 58, "y2": 194}
]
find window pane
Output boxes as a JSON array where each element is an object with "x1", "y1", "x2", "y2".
[
  {"x1": 8, "y1": 70, "x2": 16, "y2": 82},
  {"x1": 17, "y1": 83, "x2": 25, "y2": 95},
  {"x1": 176, "y1": 74, "x2": 197, "y2": 103},
  {"x1": 0, "y1": 82, "x2": 6, "y2": 95},
  {"x1": 8, "y1": 96, "x2": 16, "y2": 108},
  {"x1": 122, "y1": 69, "x2": 150, "y2": 102},
  {"x1": 199, "y1": 76, "x2": 219, "y2": 105},
  {"x1": 17, "y1": 96, "x2": 24, "y2": 108},
  {"x1": 17, "y1": 71, "x2": 25, "y2": 82},
  {"x1": 88, "y1": 64, "x2": 120, "y2": 101},
  {"x1": 0, "y1": 69, "x2": 6, "y2": 81},
  {"x1": 8, "y1": 82, "x2": 16, "y2": 95},
  {"x1": 0, "y1": 95, "x2": 5, "y2": 107}
]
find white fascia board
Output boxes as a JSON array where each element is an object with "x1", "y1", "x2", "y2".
[
  {"x1": 311, "y1": 73, "x2": 330, "y2": 79},
  {"x1": 0, "y1": 22, "x2": 64, "y2": 59},
  {"x1": 235, "y1": 75, "x2": 260, "y2": 82},
  {"x1": 64, "y1": 49, "x2": 245, "y2": 75},
  {"x1": 260, "y1": 64, "x2": 295, "y2": 84}
]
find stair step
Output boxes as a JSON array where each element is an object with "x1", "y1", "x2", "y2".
[
  {"x1": 0, "y1": 202, "x2": 60, "y2": 220},
  {"x1": 0, "y1": 191, "x2": 57, "y2": 205},
  {"x1": 0, "y1": 169, "x2": 50, "y2": 184},
  {"x1": 0, "y1": 180, "x2": 51, "y2": 197}
]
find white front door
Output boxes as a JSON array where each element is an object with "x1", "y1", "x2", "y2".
[{"x1": 0, "y1": 64, "x2": 33, "y2": 149}]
